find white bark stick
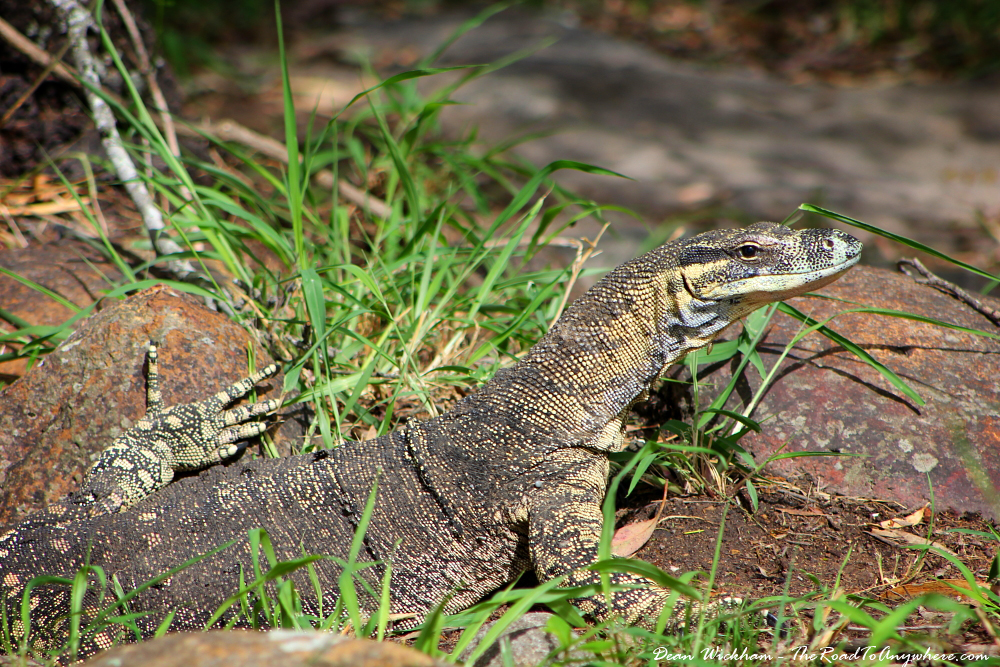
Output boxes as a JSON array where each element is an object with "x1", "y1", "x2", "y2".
[{"x1": 50, "y1": 0, "x2": 197, "y2": 279}]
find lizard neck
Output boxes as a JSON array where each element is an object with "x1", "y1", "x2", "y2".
[
  {"x1": 429, "y1": 222, "x2": 862, "y2": 459},
  {"x1": 470, "y1": 265, "x2": 733, "y2": 453}
]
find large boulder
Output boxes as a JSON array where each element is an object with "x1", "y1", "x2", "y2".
[
  {"x1": 458, "y1": 612, "x2": 584, "y2": 667},
  {"x1": 666, "y1": 264, "x2": 1000, "y2": 517},
  {"x1": 82, "y1": 630, "x2": 448, "y2": 667},
  {"x1": 0, "y1": 240, "x2": 124, "y2": 381}
]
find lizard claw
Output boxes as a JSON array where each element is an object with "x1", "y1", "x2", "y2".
[{"x1": 216, "y1": 444, "x2": 240, "y2": 460}]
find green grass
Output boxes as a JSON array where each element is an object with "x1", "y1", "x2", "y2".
[{"x1": 4, "y1": 3, "x2": 1000, "y2": 666}]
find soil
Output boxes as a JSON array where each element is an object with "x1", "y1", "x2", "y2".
[
  {"x1": 629, "y1": 487, "x2": 997, "y2": 618},
  {"x1": 637, "y1": 487, "x2": 1000, "y2": 651},
  {"x1": 278, "y1": 5, "x2": 1000, "y2": 294},
  {"x1": 0, "y1": 0, "x2": 89, "y2": 179},
  {"x1": 553, "y1": 0, "x2": 1000, "y2": 84},
  {"x1": 0, "y1": 0, "x2": 180, "y2": 180},
  {"x1": 427, "y1": 484, "x2": 1000, "y2": 654},
  {"x1": 7, "y1": 2, "x2": 1000, "y2": 285}
]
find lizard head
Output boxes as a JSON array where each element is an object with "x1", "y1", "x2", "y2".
[{"x1": 676, "y1": 222, "x2": 861, "y2": 319}]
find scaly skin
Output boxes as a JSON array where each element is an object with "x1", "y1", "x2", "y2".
[{"x1": 0, "y1": 223, "x2": 861, "y2": 658}]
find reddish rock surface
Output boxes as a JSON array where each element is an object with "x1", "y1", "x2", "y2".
[
  {"x1": 0, "y1": 285, "x2": 285, "y2": 526},
  {"x1": 667, "y1": 265, "x2": 1000, "y2": 518},
  {"x1": 0, "y1": 240, "x2": 125, "y2": 380}
]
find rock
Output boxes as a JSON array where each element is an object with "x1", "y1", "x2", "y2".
[
  {"x1": 666, "y1": 265, "x2": 1000, "y2": 517},
  {"x1": 82, "y1": 630, "x2": 448, "y2": 667},
  {"x1": 0, "y1": 240, "x2": 125, "y2": 381},
  {"x1": 458, "y1": 612, "x2": 582, "y2": 667},
  {"x1": 0, "y1": 285, "x2": 288, "y2": 526}
]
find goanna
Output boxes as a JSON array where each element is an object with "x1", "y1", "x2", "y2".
[{"x1": 0, "y1": 222, "x2": 861, "y2": 657}]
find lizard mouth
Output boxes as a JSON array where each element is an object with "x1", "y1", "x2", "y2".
[{"x1": 732, "y1": 257, "x2": 858, "y2": 301}]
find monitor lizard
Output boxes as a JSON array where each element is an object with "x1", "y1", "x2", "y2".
[{"x1": 0, "y1": 222, "x2": 861, "y2": 657}]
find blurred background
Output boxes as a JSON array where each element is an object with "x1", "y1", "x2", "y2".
[{"x1": 4, "y1": 0, "x2": 1000, "y2": 285}]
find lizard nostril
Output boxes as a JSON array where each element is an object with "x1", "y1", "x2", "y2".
[{"x1": 823, "y1": 238, "x2": 835, "y2": 250}]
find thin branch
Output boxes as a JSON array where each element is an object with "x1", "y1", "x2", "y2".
[
  {"x1": 0, "y1": 16, "x2": 127, "y2": 107},
  {"x1": 178, "y1": 119, "x2": 392, "y2": 219},
  {"x1": 899, "y1": 258, "x2": 1000, "y2": 327},
  {"x1": 109, "y1": 0, "x2": 187, "y2": 198},
  {"x1": 48, "y1": 0, "x2": 197, "y2": 279},
  {"x1": 548, "y1": 221, "x2": 610, "y2": 327},
  {"x1": 0, "y1": 15, "x2": 79, "y2": 84},
  {"x1": 0, "y1": 39, "x2": 73, "y2": 129},
  {"x1": 1, "y1": 15, "x2": 392, "y2": 220}
]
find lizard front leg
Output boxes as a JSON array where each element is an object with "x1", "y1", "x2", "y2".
[
  {"x1": 527, "y1": 453, "x2": 669, "y2": 627},
  {"x1": 527, "y1": 456, "x2": 746, "y2": 632},
  {"x1": 77, "y1": 343, "x2": 280, "y2": 515}
]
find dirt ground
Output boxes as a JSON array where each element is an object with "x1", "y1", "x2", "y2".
[
  {"x1": 425, "y1": 483, "x2": 1000, "y2": 656},
  {"x1": 611, "y1": 481, "x2": 1000, "y2": 650},
  {"x1": 636, "y1": 489, "x2": 993, "y2": 604}
]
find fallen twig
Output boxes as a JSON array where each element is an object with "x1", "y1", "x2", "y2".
[
  {"x1": 549, "y1": 220, "x2": 610, "y2": 327},
  {"x1": 1, "y1": 14, "x2": 392, "y2": 221},
  {"x1": 0, "y1": 39, "x2": 73, "y2": 129},
  {"x1": 0, "y1": 15, "x2": 79, "y2": 85},
  {"x1": 49, "y1": 0, "x2": 198, "y2": 280},
  {"x1": 109, "y1": 0, "x2": 189, "y2": 204},
  {"x1": 898, "y1": 257, "x2": 1000, "y2": 327},
  {"x1": 177, "y1": 119, "x2": 392, "y2": 219}
]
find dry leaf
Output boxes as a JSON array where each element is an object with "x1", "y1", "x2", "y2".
[
  {"x1": 885, "y1": 578, "x2": 988, "y2": 604},
  {"x1": 879, "y1": 504, "x2": 929, "y2": 529},
  {"x1": 612, "y1": 516, "x2": 661, "y2": 557},
  {"x1": 289, "y1": 74, "x2": 376, "y2": 116},
  {"x1": 0, "y1": 197, "x2": 89, "y2": 216},
  {"x1": 810, "y1": 587, "x2": 848, "y2": 650},
  {"x1": 867, "y1": 527, "x2": 957, "y2": 558}
]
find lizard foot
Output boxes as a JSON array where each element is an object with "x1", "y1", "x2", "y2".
[
  {"x1": 80, "y1": 343, "x2": 281, "y2": 512},
  {"x1": 139, "y1": 342, "x2": 281, "y2": 470}
]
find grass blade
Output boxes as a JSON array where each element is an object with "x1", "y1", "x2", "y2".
[
  {"x1": 801, "y1": 204, "x2": 999, "y2": 282},
  {"x1": 778, "y1": 302, "x2": 925, "y2": 405}
]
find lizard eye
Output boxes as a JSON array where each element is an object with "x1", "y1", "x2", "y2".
[{"x1": 736, "y1": 244, "x2": 760, "y2": 260}]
